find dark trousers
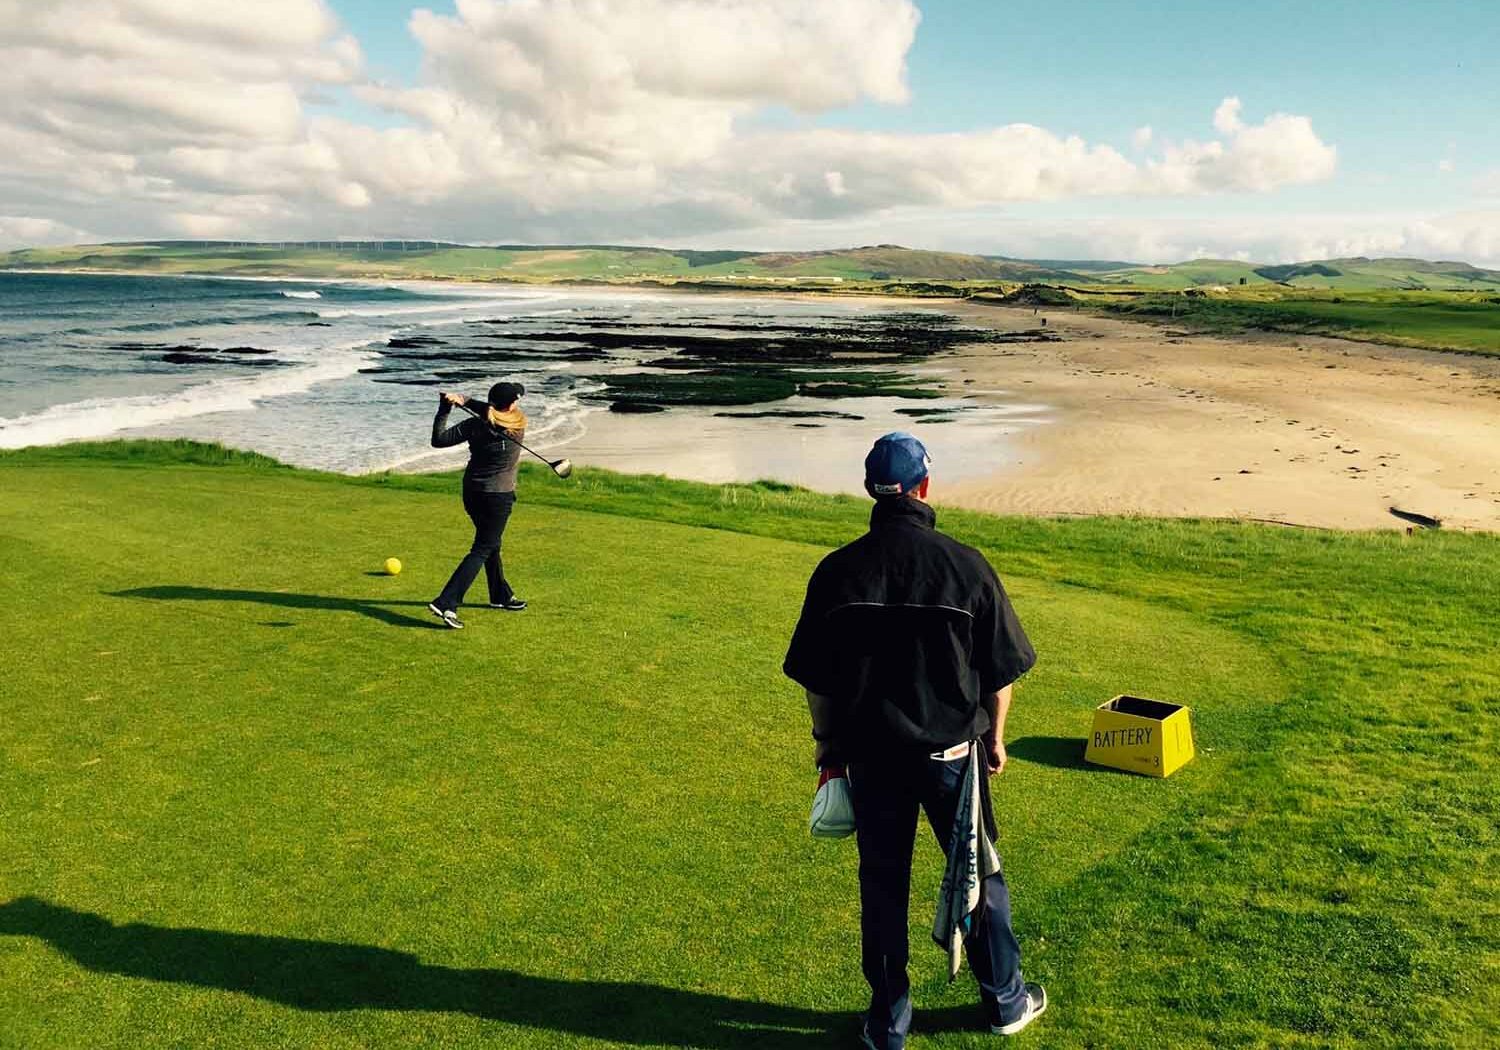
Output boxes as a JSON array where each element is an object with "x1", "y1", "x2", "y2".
[
  {"x1": 849, "y1": 751, "x2": 1026, "y2": 1049},
  {"x1": 435, "y1": 488, "x2": 515, "y2": 610}
]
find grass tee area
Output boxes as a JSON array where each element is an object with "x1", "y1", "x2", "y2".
[{"x1": 1, "y1": 442, "x2": 1496, "y2": 1048}]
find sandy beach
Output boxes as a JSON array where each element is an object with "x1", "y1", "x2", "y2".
[
  {"x1": 538, "y1": 291, "x2": 1500, "y2": 532},
  {"x1": 934, "y1": 304, "x2": 1500, "y2": 531}
]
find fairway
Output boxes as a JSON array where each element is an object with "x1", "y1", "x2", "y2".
[{"x1": 2, "y1": 445, "x2": 1497, "y2": 1048}]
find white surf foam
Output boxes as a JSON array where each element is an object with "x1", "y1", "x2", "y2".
[
  {"x1": 374, "y1": 445, "x2": 471, "y2": 475},
  {"x1": 279, "y1": 289, "x2": 322, "y2": 299},
  {"x1": 0, "y1": 343, "x2": 377, "y2": 449},
  {"x1": 315, "y1": 296, "x2": 564, "y2": 320}
]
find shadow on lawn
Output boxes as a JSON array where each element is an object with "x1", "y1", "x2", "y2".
[
  {"x1": 110, "y1": 586, "x2": 439, "y2": 629},
  {"x1": 0, "y1": 898, "x2": 876, "y2": 1048},
  {"x1": 1007, "y1": 735, "x2": 1089, "y2": 770}
]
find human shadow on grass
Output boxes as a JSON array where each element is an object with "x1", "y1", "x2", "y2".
[
  {"x1": 110, "y1": 586, "x2": 439, "y2": 629},
  {"x1": 0, "y1": 897, "x2": 857, "y2": 1048},
  {"x1": 1007, "y1": 735, "x2": 1089, "y2": 770}
]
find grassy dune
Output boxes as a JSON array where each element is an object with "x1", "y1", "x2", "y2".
[
  {"x1": 1095, "y1": 290, "x2": 1500, "y2": 355},
  {"x1": 1, "y1": 441, "x2": 1496, "y2": 1048},
  {"x1": 1098, "y1": 257, "x2": 1500, "y2": 292}
]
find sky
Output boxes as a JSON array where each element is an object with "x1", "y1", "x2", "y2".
[{"x1": 1, "y1": 0, "x2": 1497, "y2": 264}]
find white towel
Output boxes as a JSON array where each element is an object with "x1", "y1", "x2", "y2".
[
  {"x1": 809, "y1": 765, "x2": 857, "y2": 839},
  {"x1": 931, "y1": 742, "x2": 1002, "y2": 980}
]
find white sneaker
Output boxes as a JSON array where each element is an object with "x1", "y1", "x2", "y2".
[
  {"x1": 427, "y1": 602, "x2": 464, "y2": 629},
  {"x1": 991, "y1": 983, "x2": 1047, "y2": 1036}
]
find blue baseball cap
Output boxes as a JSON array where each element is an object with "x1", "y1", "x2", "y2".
[{"x1": 864, "y1": 432, "x2": 931, "y2": 498}]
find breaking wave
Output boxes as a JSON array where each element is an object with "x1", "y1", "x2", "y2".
[
  {"x1": 105, "y1": 310, "x2": 320, "y2": 333},
  {"x1": 0, "y1": 342, "x2": 379, "y2": 449}
]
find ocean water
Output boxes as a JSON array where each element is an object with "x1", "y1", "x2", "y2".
[{"x1": 0, "y1": 272, "x2": 1049, "y2": 486}]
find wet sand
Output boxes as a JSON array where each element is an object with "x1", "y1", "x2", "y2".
[{"x1": 554, "y1": 389, "x2": 1052, "y2": 497}]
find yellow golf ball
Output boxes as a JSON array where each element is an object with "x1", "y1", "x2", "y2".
[{"x1": 384, "y1": 557, "x2": 403, "y2": 576}]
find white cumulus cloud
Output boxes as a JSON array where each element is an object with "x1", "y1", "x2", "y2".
[
  {"x1": 1213, "y1": 96, "x2": 1244, "y2": 135},
  {"x1": 1145, "y1": 107, "x2": 1337, "y2": 194},
  {"x1": 0, "y1": 0, "x2": 1345, "y2": 249},
  {"x1": 0, "y1": 0, "x2": 364, "y2": 235},
  {"x1": 0, "y1": 215, "x2": 95, "y2": 250}
]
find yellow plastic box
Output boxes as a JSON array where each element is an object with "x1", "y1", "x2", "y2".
[{"x1": 1084, "y1": 695, "x2": 1195, "y2": 778}]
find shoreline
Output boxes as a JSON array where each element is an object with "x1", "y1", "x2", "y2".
[{"x1": 9, "y1": 269, "x2": 1496, "y2": 531}]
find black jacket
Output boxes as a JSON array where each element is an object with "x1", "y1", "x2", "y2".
[
  {"x1": 431, "y1": 400, "x2": 524, "y2": 493},
  {"x1": 783, "y1": 499, "x2": 1035, "y2": 758}
]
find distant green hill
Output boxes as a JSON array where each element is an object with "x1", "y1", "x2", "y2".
[
  {"x1": 1097, "y1": 259, "x2": 1271, "y2": 289},
  {"x1": 987, "y1": 255, "x2": 1143, "y2": 273},
  {"x1": 1098, "y1": 256, "x2": 1500, "y2": 291},
  {"x1": 4, "y1": 240, "x2": 1499, "y2": 293},
  {"x1": 0, "y1": 241, "x2": 1080, "y2": 285}
]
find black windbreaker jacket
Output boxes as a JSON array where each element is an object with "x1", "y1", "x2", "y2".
[
  {"x1": 783, "y1": 498, "x2": 1035, "y2": 759},
  {"x1": 431, "y1": 399, "x2": 523, "y2": 493}
]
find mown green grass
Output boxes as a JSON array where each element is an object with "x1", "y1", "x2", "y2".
[{"x1": 2, "y1": 442, "x2": 1497, "y2": 1048}]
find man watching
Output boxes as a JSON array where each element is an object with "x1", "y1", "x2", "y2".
[{"x1": 783, "y1": 432, "x2": 1046, "y2": 1048}]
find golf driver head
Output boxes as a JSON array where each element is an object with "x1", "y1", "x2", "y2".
[{"x1": 551, "y1": 458, "x2": 573, "y2": 479}]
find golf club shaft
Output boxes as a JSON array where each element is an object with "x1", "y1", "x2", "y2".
[{"x1": 454, "y1": 399, "x2": 562, "y2": 472}]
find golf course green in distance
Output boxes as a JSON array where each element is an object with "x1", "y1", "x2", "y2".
[{"x1": 2, "y1": 440, "x2": 1496, "y2": 1048}]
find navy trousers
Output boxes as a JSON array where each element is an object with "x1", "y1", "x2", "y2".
[
  {"x1": 849, "y1": 750, "x2": 1026, "y2": 1050},
  {"x1": 435, "y1": 487, "x2": 515, "y2": 610}
]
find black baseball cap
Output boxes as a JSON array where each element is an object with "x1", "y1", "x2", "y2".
[{"x1": 487, "y1": 381, "x2": 524, "y2": 409}]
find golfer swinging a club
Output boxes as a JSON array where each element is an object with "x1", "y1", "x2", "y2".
[
  {"x1": 783, "y1": 433, "x2": 1046, "y2": 1048},
  {"x1": 427, "y1": 381, "x2": 529, "y2": 629}
]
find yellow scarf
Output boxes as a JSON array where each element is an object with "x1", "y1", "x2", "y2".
[{"x1": 487, "y1": 405, "x2": 527, "y2": 434}]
